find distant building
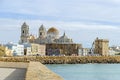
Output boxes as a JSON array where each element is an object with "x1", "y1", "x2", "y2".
[
  {"x1": 109, "y1": 46, "x2": 120, "y2": 55},
  {"x1": 20, "y1": 22, "x2": 29, "y2": 43},
  {"x1": 0, "y1": 44, "x2": 12, "y2": 56},
  {"x1": 31, "y1": 43, "x2": 46, "y2": 56},
  {"x1": 78, "y1": 48, "x2": 90, "y2": 56},
  {"x1": 12, "y1": 44, "x2": 24, "y2": 56},
  {"x1": 20, "y1": 22, "x2": 73, "y2": 44},
  {"x1": 109, "y1": 48, "x2": 116, "y2": 55},
  {"x1": 5, "y1": 42, "x2": 24, "y2": 56},
  {"x1": 22, "y1": 43, "x2": 31, "y2": 55},
  {"x1": 19, "y1": 22, "x2": 83, "y2": 56},
  {"x1": 46, "y1": 43, "x2": 82, "y2": 56},
  {"x1": 94, "y1": 37, "x2": 109, "y2": 56}
]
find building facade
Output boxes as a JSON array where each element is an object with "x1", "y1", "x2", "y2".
[
  {"x1": 46, "y1": 43, "x2": 82, "y2": 56},
  {"x1": 31, "y1": 43, "x2": 46, "y2": 56},
  {"x1": 5, "y1": 42, "x2": 24, "y2": 56},
  {"x1": 94, "y1": 37, "x2": 109, "y2": 56},
  {"x1": 23, "y1": 43, "x2": 31, "y2": 55},
  {"x1": 78, "y1": 48, "x2": 90, "y2": 56},
  {"x1": 12, "y1": 44, "x2": 24, "y2": 56},
  {"x1": 0, "y1": 44, "x2": 12, "y2": 56},
  {"x1": 20, "y1": 22, "x2": 29, "y2": 43}
]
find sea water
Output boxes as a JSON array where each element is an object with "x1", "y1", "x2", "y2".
[{"x1": 46, "y1": 64, "x2": 120, "y2": 80}]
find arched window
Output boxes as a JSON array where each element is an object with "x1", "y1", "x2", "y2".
[{"x1": 40, "y1": 32, "x2": 42, "y2": 35}]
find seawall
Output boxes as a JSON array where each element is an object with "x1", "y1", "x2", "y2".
[
  {"x1": 0, "y1": 61, "x2": 63, "y2": 80},
  {"x1": 0, "y1": 56, "x2": 120, "y2": 64},
  {"x1": 26, "y1": 62, "x2": 63, "y2": 80}
]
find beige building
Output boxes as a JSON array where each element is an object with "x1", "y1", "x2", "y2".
[
  {"x1": 0, "y1": 45, "x2": 12, "y2": 56},
  {"x1": 94, "y1": 37, "x2": 109, "y2": 56},
  {"x1": 31, "y1": 43, "x2": 46, "y2": 56},
  {"x1": 46, "y1": 43, "x2": 82, "y2": 56}
]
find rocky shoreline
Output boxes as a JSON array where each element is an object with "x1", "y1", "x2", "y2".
[{"x1": 0, "y1": 56, "x2": 120, "y2": 64}]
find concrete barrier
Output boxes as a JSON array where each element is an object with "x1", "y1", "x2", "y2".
[
  {"x1": 25, "y1": 62, "x2": 63, "y2": 80},
  {"x1": 0, "y1": 62, "x2": 28, "y2": 68}
]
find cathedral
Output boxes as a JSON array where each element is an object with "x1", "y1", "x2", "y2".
[{"x1": 20, "y1": 22, "x2": 73, "y2": 44}]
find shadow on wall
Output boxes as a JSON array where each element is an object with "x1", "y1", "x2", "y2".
[{"x1": 4, "y1": 68, "x2": 26, "y2": 80}]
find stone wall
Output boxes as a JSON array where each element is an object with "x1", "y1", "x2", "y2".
[
  {"x1": 0, "y1": 56, "x2": 120, "y2": 64},
  {"x1": 46, "y1": 43, "x2": 82, "y2": 56},
  {"x1": 25, "y1": 62, "x2": 63, "y2": 80},
  {"x1": 0, "y1": 62, "x2": 28, "y2": 68}
]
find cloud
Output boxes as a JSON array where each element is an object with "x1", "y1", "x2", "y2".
[
  {"x1": 1, "y1": 0, "x2": 120, "y2": 47},
  {"x1": 0, "y1": 18, "x2": 119, "y2": 31},
  {"x1": 1, "y1": 0, "x2": 120, "y2": 23}
]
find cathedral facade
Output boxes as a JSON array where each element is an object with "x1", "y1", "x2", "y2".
[{"x1": 20, "y1": 22, "x2": 73, "y2": 44}]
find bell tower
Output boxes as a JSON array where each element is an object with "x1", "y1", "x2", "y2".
[
  {"x1": 20, "y1": 22, "x2": 29, "y2": 43},
  {"x1": 39, "y1": 24, "x2": 46, "y2": 38}
]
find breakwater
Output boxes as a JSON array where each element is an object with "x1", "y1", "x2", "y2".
[{"x1": 0, "y1": 56, "x2": 120, "y2": 64}]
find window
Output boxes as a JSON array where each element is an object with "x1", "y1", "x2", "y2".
[
  {"x1": 40, "y1": 32, "x2": 42, "y2": 35},
  {"x1": 23, "y1": 30, "x2": 24, "y2": 33}
]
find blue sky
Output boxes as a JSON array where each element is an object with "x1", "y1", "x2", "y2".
[{"x1": 0, "y1": 0, "x2": 120, "y2": 47}]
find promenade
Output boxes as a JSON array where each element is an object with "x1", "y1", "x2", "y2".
[
  {"x1": 0, "y1": 61, "x2": 63, "y2": 80},
  {"x1": 0, "y1": 62, "x2": 28, "y2": 80},
  {"x1": 0, "y1": 68, "x2": 26, "y2": 80}
]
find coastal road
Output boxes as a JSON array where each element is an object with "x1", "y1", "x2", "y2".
[{"x1": 0, "y1": 68, "x2": 26, "y2": 80}]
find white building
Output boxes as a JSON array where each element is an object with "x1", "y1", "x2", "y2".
[
  {"x1": 109, "y1": 46, "x2": 120, "y2": 55},
  {"x1": 22, "y1": 43, "x2": 31, "y2": 55},
  {"x1": 5, "y1": 42, "x2": 24, "y2": 56},
  {"x1": 78, "y1": 48, "x2": 90, "y2": 56},
  {"x1": 109, "y1": 48, "x2": 116, "y2": 55},
  {"x1": 12, "y1": 44, "x2": 24, "y2": 56}
]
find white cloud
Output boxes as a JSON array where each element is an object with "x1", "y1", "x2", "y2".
[
  {"x1": 0, "y1": 19, "x2": 119, "y2": 31},
  {"x1": 1, "y1": 0, "x2": 120, "y2": 22},
  {"x1": 1, "y1": 0, "x2": 120, "y2": 46}
]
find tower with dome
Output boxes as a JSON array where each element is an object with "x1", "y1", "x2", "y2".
[{"x1": 20, "y1": 22, "x2": 73, "y2": 44}]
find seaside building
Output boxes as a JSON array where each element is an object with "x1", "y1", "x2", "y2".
[
  {"x1": 109, "y1": 46, "x2": 120, "y2": 55},
  {"x1": 94, "y1": 37, "x2": 109, "y2": 56},
  {"x1": 31, "y1": 43, "x2": 46, "y2": 56},
  {"x1": 0, "y1": 44, "x2": 12, "y2": 56},
  {"x1": 22, "y1": 43, "x2": 31, "y2": 55},
  {"x1": 46, "y1": 44, "x2": 82, "y2": 56},
  {"x1": 78, "y1": 48, "x2": 90, "y2": 56},
  {"x1": 19, "y1": 22, "x2": 83, "y2": 56},
  {"x1": 109, "y1": 48, "x2": 116, "y2": 55},
  {"x1": 12, "y1": 44, "x2": 24, "y2": 56},
  {"x1": 5, "y1": 42, "x2": 24, "y2": 56},
  {"x1": 20, "y1": 22, "x2": 73, "y2": 44}
]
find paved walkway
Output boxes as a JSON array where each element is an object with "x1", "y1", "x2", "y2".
[
  {"x1": 26, "y1": 62, "x2": 63, "y2": 80},
  {"x1": 0, "y1": 68, "x2": 26, "y2": 80}
]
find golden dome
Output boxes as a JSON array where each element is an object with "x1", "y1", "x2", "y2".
[{"x1": 47, "y1": 27, "x2": 59, "y2": 34}]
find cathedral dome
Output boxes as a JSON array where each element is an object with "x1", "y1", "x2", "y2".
[
  {"x1": 47, "y1": 27, "x2": 59, "y2": 39},
  {"x1": 47, "y1": 27, "x2": 59, "y2": 34}
]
